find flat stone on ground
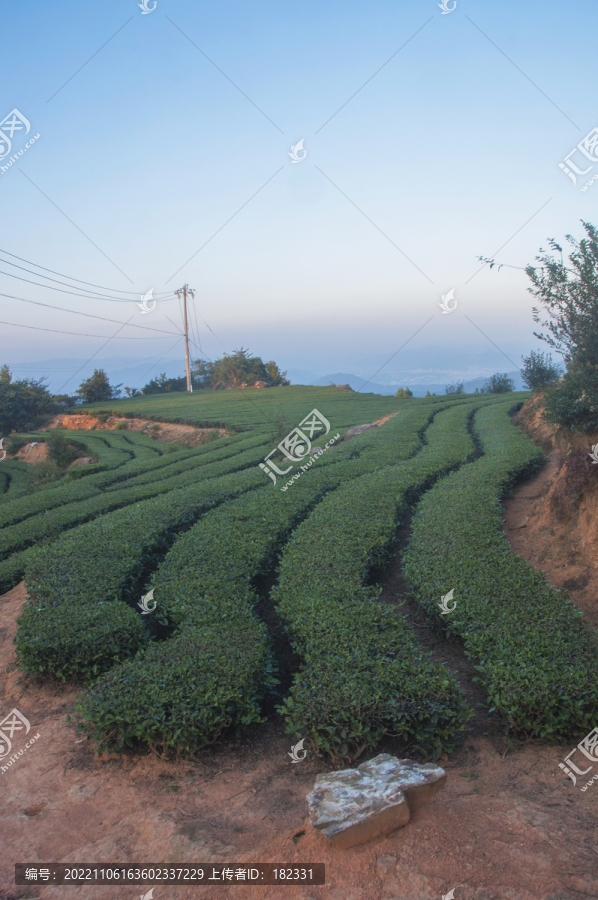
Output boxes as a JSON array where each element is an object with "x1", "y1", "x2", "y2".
[{"x1": 306, "y1": 754, "x2": 446, "y2": 849}]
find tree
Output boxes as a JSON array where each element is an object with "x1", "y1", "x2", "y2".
[
  {"x1": 214, "y1": 348, "x2": 269, "y2": 386},
  {"x1": 520, "y1": 351, "x2": 562, "y2": 391},
  {"x1": 124, "y1": 386, "x2": 141, "y2": 397},
  {"x1": 0, "y1": 365, "x2": 67, "y2": 434},
  {"x1": 480, "y1": 373, "x2": 515, "y2": 393},
  {"x1": 265, "y1": 360, "x2": 290, "y2": 386},
  {"x1": 395, "y1": 387, "x2": 413, "y2": 398},
  {"x1": 528, "y1": 222, "x2": 598, "y2": 370},
  {"x1": 527, "y1": 222, "x2": 598, "y2": 431},
  {"x1": 190, "y1": 359, "x2": 216, "y2": 389},
  {"x1": 445, "y1": 382, "x2": 464, "y2": 395},
  {"x1": 76, "y1": 369, "x2": 121, "y2": 404},
  {"x1": 142, "y1": 373, "x2": 186, "y2": 394}
]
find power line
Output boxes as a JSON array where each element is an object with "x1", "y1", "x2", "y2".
[
  {"x1": 0, "y1": 320, "x2": 178, "y2": 339},
  {"x1": 0, "y1": 246, "x2": 147, "y2": 294},
  {"x1": 0, "y1": 292, "x2": 181, "y2": 335},
  {"x1": 0, "y1": 253, "x2": 173, "y2": 301},
  {"x1": 0, "y1": 267, "x2": 175, "y2": 304}
]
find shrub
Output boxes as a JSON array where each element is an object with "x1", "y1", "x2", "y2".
[
  {"x1": 46, "y1": 429, "x2": 80, "y2": 468},
  {"x1": 480, "y1": 373, "x2": 515, "y2": 393},
  {"x1": 395, "y1": 387, "x2": 413, "y2": 398},
  {"x1": 543, "y1": 369, "x2": 598, "y2": 433},
  {"x1": 520, "y1": 351, "x2": 562, "y2": 391},
  {"x1": 116, "y1": 421, "x2": 128, "y2": 430}
]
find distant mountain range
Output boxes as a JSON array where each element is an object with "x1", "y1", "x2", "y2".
[
  {"x1": 299, "y1": 371, "x2": 525, "y2": 396},
  {"x1": 6, "y1": 349, "x2": 527, "y2": 397}
]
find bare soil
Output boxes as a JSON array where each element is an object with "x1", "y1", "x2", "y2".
[
  {"x1": 46, "y1": 414, "x2": 229, "y2": 449},
  {"x1": 2, "y1": 402, "x2": 598, "y2": 900}
]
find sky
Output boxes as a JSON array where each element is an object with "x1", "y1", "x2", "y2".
[{"x1": 0, "y1": 0, "x2": 596, "y2": 391}]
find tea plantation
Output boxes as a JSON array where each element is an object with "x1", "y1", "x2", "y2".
[{"x1": 2, "y1": 385, "x2": 597, "y2": 762}]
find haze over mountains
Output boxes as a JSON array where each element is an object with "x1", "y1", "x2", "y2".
[{"x1": 6, "y1": 344, "x2": 529, "y2": 397}]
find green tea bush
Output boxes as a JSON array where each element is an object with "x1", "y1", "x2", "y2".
[
  {"x1": 273, "y1": 402, "x2": 486, "y2": 761},
  {"x1": 403, "y1": 400, "x2": 598, "y2": 738},
  {"x1": 73, "y1": 403, "x2": 459, "y2": 751},
  {"x1": 16, "y1": 467, "x2": 266, "y2": 678}
]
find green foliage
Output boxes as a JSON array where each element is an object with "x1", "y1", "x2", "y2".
[
  {"x1": 273, "y1": 402, "x2": 487, "y2": 762},
  {"x1": 16, "y1": 601, "x2": 144, "y2": 682},
  {"x1": 74, "y1": 403, "x2": 455, "y2": 752},
  {"x1": 142, "y1": 373, "x2": 187, "y2": 394},
  {"x1": 6, "y1": 435, "x2": 29, "y2": 454},
  {"x1": 265, "y1": 360, "x2": 290, "y2": 386},
  {"x1": 17, "y1": 467, "x2": 266, "y2": 677},
  {"x1": 0, "y1": 366, "x2": 67, "y2": 434},
  {"x1": 27, "y1": 459, "x2": 61, "y2": 489},
  {"x1": 46, "y1": 429, "x2": 80, "y2": 468},
  {"x1": 445, "y1": 382, "x2": 464, "y2": 395},
  {"x1": 480, "y1": 373, "x2": 515, "y2": 393},
  {"x1": 403, "y1": 401, "x2": 598, "y2": 738},
  {"x1": 527, "y1": 222, "x2": 598, "y2": 431},
  {"x1": 116, "y1": 421, "x2": 128, "y2": 430},
  {"x1": 543, "y1": 370, "x2": 598, "y2": 433},
  {"x1": 520, "y1": 351, "x2": 562, "y2": 391},
  {"x1": 77, "y1": 369, "x2": 121, "y2": 404},
  {"x1": 78, "y1": 624, "x2": 273, "y2": 752},
  {"x1": 395, "y1": 387, "x2": 413, "y2": 397}
]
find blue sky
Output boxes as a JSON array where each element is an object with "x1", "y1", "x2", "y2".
[{"x1": 1, "y1": 0, "x2": 596, "y2": 388}]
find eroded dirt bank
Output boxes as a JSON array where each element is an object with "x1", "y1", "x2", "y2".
[{"x1": 503, "y1": 393, "x2": 598, "y2": 627}]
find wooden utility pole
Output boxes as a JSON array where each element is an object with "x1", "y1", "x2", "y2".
[{"x1": 175, "y1": 284, "x2": 195, "y2": 392}]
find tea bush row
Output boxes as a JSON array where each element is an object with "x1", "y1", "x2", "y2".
[
  {"x1": 16, "y1": 404, "x2": 434, "y2": 678},
  {"x1": 0, "y1": 430, "x2": 254, "y2": 529},
  {"x1": 403, "y1": 400, "x2": 598, "y2": 738},
  {"x1": 16, "y1": 467, "x2": 267, "y2": 680},
  {"x1": 74, "y1": 403, "x2": 483, "y2": 753},
  {"x1": 0, "y1": 438, "x2": 275, "y2": 564},
  {"x1": 273, "y1": 401, "x2": 485, "y2": 761}
]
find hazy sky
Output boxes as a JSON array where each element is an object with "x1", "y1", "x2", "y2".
[{"x1": 1, "y1": 0, "x2": 596, "y2": 387}]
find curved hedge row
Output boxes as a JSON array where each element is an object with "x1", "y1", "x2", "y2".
[
  {"x1": 76, "y1": 401, "x2": 489, "y2": 755},
  {"x1": 0, "y1": 438, "x2": 275, "y2": 566},
  {"x1": 403, "y1": 401, "x2": 598, "y2": 739},
  {"x1": 0, "y1": 460, "x2": 32, "y2": 501},
  {"x1": 16, "y1": 467, "x2": 266, "y2": 680},
  {"x1": 16, "y1": 405, "x2": 433, "y2": 680},
  {"x1": 76, "y1": 470, "x2": 346, "y2": 753},
  {"x1": 273, "y1": 401, "x2": 486, "y2": 761},
  {"x1": 0, "y1": 431, "x2": 255, "y2": 530}
]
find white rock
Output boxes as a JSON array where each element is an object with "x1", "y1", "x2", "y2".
[{"x1": 306, "y1": 754, "x2": 446, "y2": 849}]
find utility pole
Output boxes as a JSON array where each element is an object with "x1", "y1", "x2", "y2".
[{"x1": 175, "y1": 284, "x2": 195, "y2": 392}]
